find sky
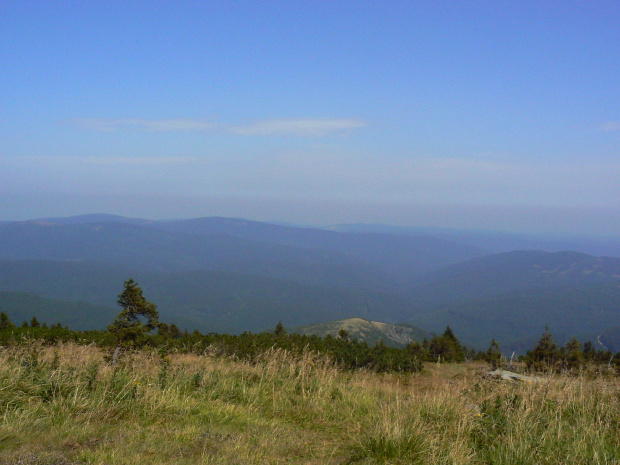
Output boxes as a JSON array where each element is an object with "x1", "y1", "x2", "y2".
[{"x1": 1, "y1": 1, "x2": 619, "y2": 235}]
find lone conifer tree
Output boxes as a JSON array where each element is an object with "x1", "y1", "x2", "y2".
[
  {"x1": 526, "y1": 326, "x2": 560, "y2": 371},
  {"x1": 108, "y1": 279, "x2": 159, "y2": 346},
  {"x1": 561, "y1": 337, "x2": 584, "y2": 371},
  {"x1": 429, "y1": 326, "x2": 465, "y2": 362},
  {"x1": 485, "y1": 339, "x2": 502, "y2": 369},
  {"x1": 274, "y1": 321, "x2": 286, "y2": 336},
  {"x1": 0, "y1": 312, "x2": 14, "y2": 330}
]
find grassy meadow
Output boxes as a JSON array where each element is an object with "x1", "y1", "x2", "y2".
[{"x1": 0, "y1": 342, "x2": 619, "y2": 464}]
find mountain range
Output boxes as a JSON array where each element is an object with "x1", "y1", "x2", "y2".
[{"x1": 1, "y1": 214, "x2": 619, "y2": 352}]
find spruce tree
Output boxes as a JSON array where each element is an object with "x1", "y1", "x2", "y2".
[
  {"x1": 562, "y1": 337, "x2": 584, "y2": 371},
  {"x1": 429, "y1": 326, "x2": 465, "y2": 362},
  {"x1": 583, "y1": 341, "x2": 596, "y2": 361},
  {"x1": 526, "y1": 326, "x2": 560, "y2": 371},
  {"x1": 274, "y1": 321, "x2": 286, "y2": 336},
  {"x1": 108, "y1": 279, "x2": 159, "y2": 347},
  {"x1": 0, "y1": 312, "x2": 14, "y2": 330},
  {"x1": 485, "y1": 339, "x2": 502, "y2": 369},
  {"x1": 158, "y1": 322, "x2": 181, "y2": 339}
]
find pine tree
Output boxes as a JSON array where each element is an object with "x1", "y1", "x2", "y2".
[
  {"x1": 158, "y1": 322, "x2": 182, "y2": 339},
  {"x1": 526, "y1": 326, "x2": 560, "y2": 371},
  {"x1": 108, "y1": 279, "x2": 159, "y2": 347},
  {"x1": 583, "y1": 341, "x2": 596, "y2": 361},
  {"x1": 403, "y1": 341, "x2": 426, "y2": 371},
  {"x1": 30, "y1": 316, "x2": 40, "y2": 328},
  {"x1": 0, "y1": 312, "x2": 14, "y2": 330},
  {"x1": 274, "y1": 321, "x2": 286, "y2": 336},
  {"x1": 562, "y1": 337, "x2": 584, "y2": 371},
  {"x1": 429, "y1": 326, "x2": 465, "y2": 362},
  {"x1": 485, "y1": 338, "x2": 502, "y2": 369}
]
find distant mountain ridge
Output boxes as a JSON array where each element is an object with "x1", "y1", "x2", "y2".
[
  {"x1": 0, "y1": 216, "x2": 485, "y2": 289},
  {"x1": 153, "y1": 216, "x2": 488, "y2": 283},
  {"x1": 404, "y1": 251, "x2": 620, "y2": 350},
  {"x1": 1, "y1": 214, "x2": 619, "y2": 352},
  {"x1": 0, "y1": 221, "x2": 396, "y2": 291},
  {"x1": 29, "y1": 214, "x2": 157, "y2": 226},
  {"x1": 406, "y1": 250, "x2": 620, "y2": 307},
  {"x1": 331, "y1": 223, "x2": 620, "y2": 257}
]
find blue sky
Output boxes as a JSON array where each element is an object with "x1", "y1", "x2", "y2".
[{"x1": 1, "y1": 1, "x2": 619, "y2": 235}]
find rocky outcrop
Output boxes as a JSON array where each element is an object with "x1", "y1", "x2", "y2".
[{"x1": 484, "y1": 369, "x2": 544, "y2": 383}]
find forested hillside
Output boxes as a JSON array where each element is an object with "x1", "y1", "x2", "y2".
[
  {"x1": 0, "y1": 260, "x2": 414, "y2": 334},
  {"x1": 1, "y1": 215, "x2": 620, "y2": 351},
  {"x1": 406, "y1": 250, "x2": 620, "y2": 307},
  {"x1": 0, "y1": 291, "x2": 115, "y2": 329},
  {"x1": 409, "y1": 281, "x2": 620, "y2": 351}
]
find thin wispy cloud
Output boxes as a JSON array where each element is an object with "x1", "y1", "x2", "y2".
[
  {"x1": 71, "y1": 118, "x2": 368, "y2": 137},
  {"x1": 231, "y1": 119, "x2": 368, "y2": 137},
  {"x1": 5, "y1": 155, "x2": 199, "y2": 166},
  {"x1": 71, "y1": 118, "x2": 217, "y2": 132},
  {"x1": 80, "y1": 156, "x2": 200, "y2": 166},
  {"x1": 601, "y1": 121, "x2": 620, "y2": 132}
]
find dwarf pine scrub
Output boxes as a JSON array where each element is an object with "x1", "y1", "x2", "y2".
[{"x1": 0, "y1": 341, "x2": 619, "y2": 464}]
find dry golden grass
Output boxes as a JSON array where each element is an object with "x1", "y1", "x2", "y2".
[{"x1": 0, "y1": 342, "x2": 619, "y2": 464}]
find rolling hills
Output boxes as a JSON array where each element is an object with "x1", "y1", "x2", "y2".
[
  {"x1": 1, "y1": 215, "x2": 620, "y2": 351},
  {"x1": 0, "y1": 291, "x2": 115, "y2": 329},
  {"x1": 153, "y1": 216, "x2": 486, "y2": 283},
  {"x1": 0, "y1": 218, "x2": 484, "y2": 292},
  {"x1": 404, "y1": 251, "x2": 620, "y2": 350},
  {"x1": 406, "y1": 250, "x2": 620, "y2": 307},
  {"x1": 0, "y1": 260, "x2": 414, "y2": 334},
  {"x1": 332, "y1": 223, "x2": 620, "y2": 258},
  {"x1": 408, "y1": 280, "x2": 620, "y2": 351}
]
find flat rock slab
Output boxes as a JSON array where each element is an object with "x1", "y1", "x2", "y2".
[{"x1": 485, "y1": 369, "x2": 544, "y2": 383}]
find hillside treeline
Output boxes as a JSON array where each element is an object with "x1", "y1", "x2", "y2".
[
  {"x1": 0, "y1": 313, "x2": 423, "y2": 372},
  {"x1": 1, "y1": 312, "x2": 619, "y2": 375}
]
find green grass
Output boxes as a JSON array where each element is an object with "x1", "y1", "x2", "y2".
[{"x1": 0, "y1": 342, "x2": 619, "y2": 464}]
